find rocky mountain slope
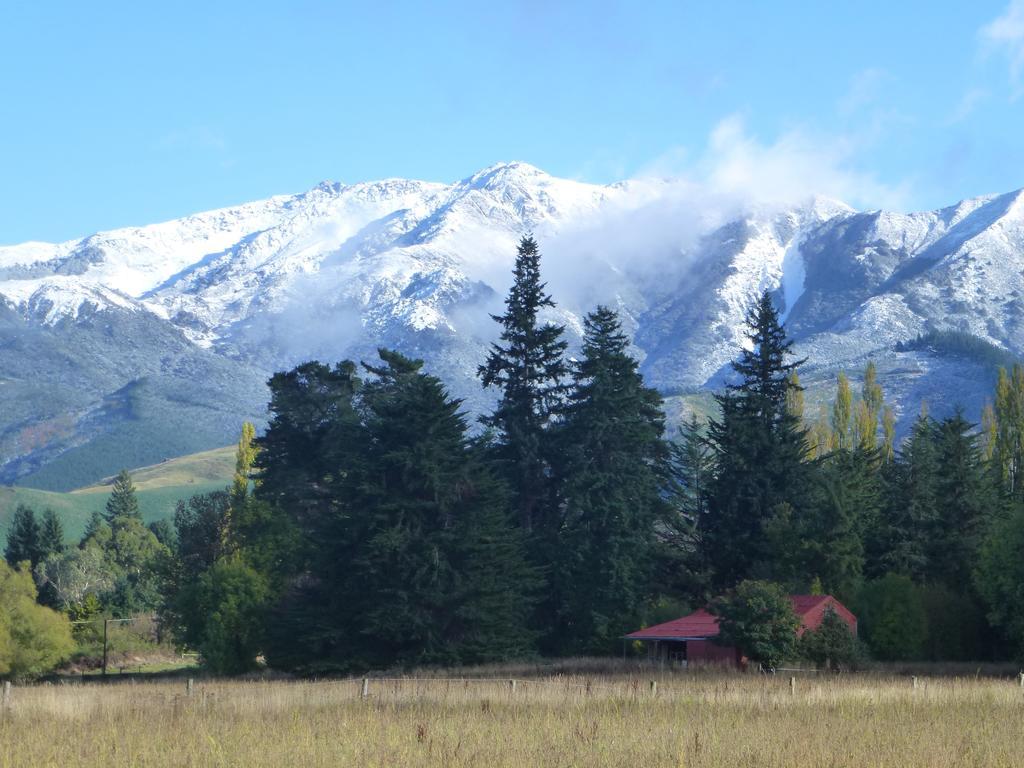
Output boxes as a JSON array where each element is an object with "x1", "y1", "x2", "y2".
[{"x1": 2, "y1": 162, "x2": 1022, "y2": 489}]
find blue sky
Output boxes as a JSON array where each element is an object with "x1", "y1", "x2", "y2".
[{"x1": 3, "y1": 0, "x2": 1024, "y2": 243}]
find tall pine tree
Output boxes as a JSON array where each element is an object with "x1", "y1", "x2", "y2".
[
  {"x1": 704, "y1": 292, "x2": 808, "y2": 589},
  {"x1": 927, "y1": 410, "x2": 995, "y2": 589},
  {"x1": 479, "y1": 235, "x2": 568, "y2": 534},
  {"x1": 104, "y1": 470, "x2": 141, "y2": 523},
  {"x1": 873, "y1": 412, "x2": 938, "y2": 579},
  {"x1": 553, "y1": 307, "x2": 671, "y2": 652},
  {"x1": 664, "y1": 414, "x2": 713, "y2": 597},
  {"x1": 38, "y1": 510, "x2": 66, "y2": 559},
  {"x1": 264, "y1": 350, "x2": 536, "y2": 671},
  {"x1": 4, "y1": 505, "x2": 41, "y2": 568}
]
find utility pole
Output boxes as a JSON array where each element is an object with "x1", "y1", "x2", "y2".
[
  {"x1": 68, "y1": 615, "x2": 154, "y2": 679},
  {"x1": 102, "y1": 618, "x2": 110, "y2": 677}
]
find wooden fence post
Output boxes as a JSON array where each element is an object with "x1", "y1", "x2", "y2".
[
  {"x1": 361, "y1": 678, "x2": 370, "y2": 700},
  {"x1": 2, "y1": 681, "x2": 10, "y2": 709},
  {"x1": 789, "y1": 677, "x2": 796, "y2": 696},
  {"x1": 1018, "y1": 672, "x2": 1023, "y2": 688},
  {"x1": 649, "y1": 680, "x2": 658, "y2": 697},
  {"x1": 912, "y1": 676, "x2": 918, "y2": 690},
  {"x1": 509, "y1": 679, "x2": 516, "y2": 695},
  {"x1": 186, "y1": 678, "x2": 194, "y2": 697}
]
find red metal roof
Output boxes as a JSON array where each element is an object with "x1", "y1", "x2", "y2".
[
  {"x1": 625, "y1": 608, "x2": 721, "y2": 640},
  {"x1": 625, "y1": 595, "x2": 854, "y2": 641}
]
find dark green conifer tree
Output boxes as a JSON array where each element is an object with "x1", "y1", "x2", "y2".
[
  {"x1": 346, "y1": 350, "x2": 535, "y2": 667},
  {"x1": 80, "y1": 511, "x2": 110, "y2": 551},
  {"x1": 704, "y1": 292, "x2": 808, "y2": 588},
  {"x1": 479, "y1": 235, "x2": 568, "y2": 534},
  {"x1": 928, "y1": 410, "x2": 995, "y2": 588},
  {"x1": 104, "y1": 470, "x2": 141, "y2": 522},
  {"x1": 147, "y1": 519, "x2": 175, "y2": 547},
  {"x1": 254, "y1": 361, "x2": 364, "y2": 669},
  {"x1": 256, "y1": 360, "x2": 362, "y2": 566},
  {"x1": 552, "y1": 306, "x2": 671, "y2": 653},
  {"x1": 873, "y1": 413, "x2": 938, "y2": 580},
  {"x1": 263, "y1": 350, "x2": 536, "y2": 671},
  {"x1": 800, "y1": 448, "x2": 879, "y2": 599},
  {"x1": 38, "y1": 509, "x2": 66, "y2": 559},
  {"x1": 4, "y1": 504, "x2": 42, "y2": 567},
  {"x1": 663, "y1": 415, "x2": 713, "y2": 598}
]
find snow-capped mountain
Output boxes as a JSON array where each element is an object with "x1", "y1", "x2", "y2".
[{"x1": 2, "y1": 162, "x2": 1023, "y2": 489}]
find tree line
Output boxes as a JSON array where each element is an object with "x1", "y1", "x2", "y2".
[{"x1": 5, "y1": 234, "x2": 1024, "y2": 675}]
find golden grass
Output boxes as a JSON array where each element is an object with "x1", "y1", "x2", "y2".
[
  {"x1": 74, "y1": 446, "x2": 235, "y2": 493},
  {"x1": 2, "y1": 670, "x2": 1024, "y2": 767}
]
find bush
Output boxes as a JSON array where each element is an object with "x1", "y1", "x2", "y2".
[
  {"x1": 188, "y1": 557, "x2": 269, "y2": 675},
  {"x1": 857, "y1": 574, "x2": 927, "y2": 661},
  {"x1": 0, "y1": 560, "x2": 75, "y2": 679},
  {"x1": 710, "y1": 580, "x2": 800, "y2": 669},
  {"x1": 799, "y1": 606, "x2": 861, "y2": 670}
]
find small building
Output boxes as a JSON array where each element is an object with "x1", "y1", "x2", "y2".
[{"x1": 624, "y1": 594, "x2": 857, "y2": 667}]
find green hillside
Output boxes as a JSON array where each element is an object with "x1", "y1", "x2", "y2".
[{"x1": 0, "y1": 446, "x2": 235, "y2": 546}]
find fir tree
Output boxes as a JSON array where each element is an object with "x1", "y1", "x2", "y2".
[
  {"x1": 927, "y1": 410, "x2": 995, "y2": 589},
  {"x1": 265, "y1": 350, "x2": 536, "y2": 671},
  {"x1": 552, "y1": 307, "x2": 671, "y2": 652},
  {"x1": 704, "y1": 292, "x2": 808, "y2": 588},
  {"x1": 349, "y1": 349, "x2": 536, "y2": 667},
  {"x1": 147, "y1": 519, "x2": 175, "y2": 547},
  {"x1": 81, "y1": 511, "x2": 107, "y2": 545},
  {"x1": 876, "y1": 413, "x2": 938, "y2": 579},
  {"x1": 38, "y1": 510, "x2": 66, "y2": 559},
  {"x1": 665, "y1": 414, "x2": 713, "y2": 596},
  {"x1": 4, "y1": 505, "x2": 41, "y2": 568},
  {"x1": 801, "y1": 448, "x2": 878, "y2": 599},
  {"x1": 479, "y1": 235, "x2": 568, "y2": 533},
  {"x1": 104, "y1": 470, "x2": 141, "y2": 523},
  {"x1": 255, "y1": 360, "x2": 362, "y2": 571}
]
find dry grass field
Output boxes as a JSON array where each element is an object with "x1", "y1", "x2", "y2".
[{"x1": 2, "y1": 667, "x2": 1024, "y2": 767}]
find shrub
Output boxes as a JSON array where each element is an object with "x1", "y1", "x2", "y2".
[
  {"x1": 798, "y1": 606, "x2": 861, "y2": 670},
  {"x1": 710, "y1": 580, "x2": 800, "y2": 669},
  {"x1": 190, "y1": 557, "x2": 269, "y2": 675},
  {"x1": 0, "y1": 560, "x2": 75, "y2": 679}
]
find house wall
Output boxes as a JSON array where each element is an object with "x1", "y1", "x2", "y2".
[{"x1": 687, "y1": 639, "x2": 741, "y2": 666}]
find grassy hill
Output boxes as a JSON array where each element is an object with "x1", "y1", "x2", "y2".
[{"x1": 0, "y1": 446, "x2": 235, "y2": 546}]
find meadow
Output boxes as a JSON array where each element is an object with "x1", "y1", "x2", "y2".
[
  {"x1": 0, "y1": 446, "x2": 234, "y2": 544},
  {"x1": 2, "y1": 666, "x2": 1023, "y2": 767}
]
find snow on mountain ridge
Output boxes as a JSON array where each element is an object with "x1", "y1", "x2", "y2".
[{"x1": 3, "y1": 165, "x2": 1024, "y2": 397}]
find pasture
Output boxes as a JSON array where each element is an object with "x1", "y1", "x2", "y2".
[{"x1": 2, "y1": 667, "x2": 1023, "y2": 767}]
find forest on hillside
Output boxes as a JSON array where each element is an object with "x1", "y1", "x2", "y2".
[{"x1": 5, "y1": 235, "x2": 1024, "y2": 677}]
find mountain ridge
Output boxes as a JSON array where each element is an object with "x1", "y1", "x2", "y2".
[{"x1": 1, "y1": 162, "x2": 1022, "y2": 489}]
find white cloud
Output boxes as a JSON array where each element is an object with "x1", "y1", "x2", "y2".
[
  {"x1": 980, "y1": 0, "x2": 1024, "y2": 94},
  {"x1": 687, "y1": 115, "x2": 909, "y2": 211},
  {"x1": 534, "y1": 117, "x2": 911, "y2": 318}
]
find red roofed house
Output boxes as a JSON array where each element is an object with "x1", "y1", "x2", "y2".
[{"x1": 625, "y1": 594, "x2": 857, "y2": 668}]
